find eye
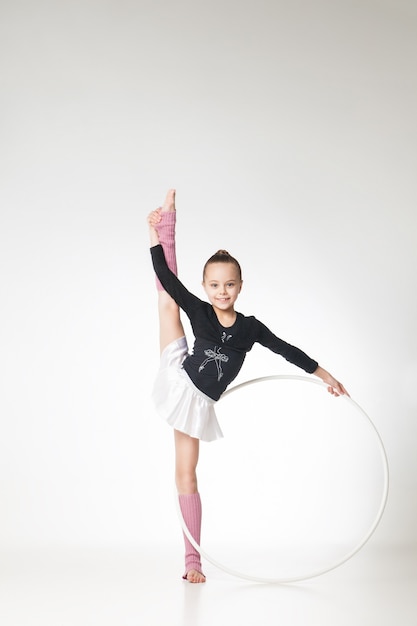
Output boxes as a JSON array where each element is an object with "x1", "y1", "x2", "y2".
[{"x1": 227, "y1": 282, "x2": 235, "y2": 288}]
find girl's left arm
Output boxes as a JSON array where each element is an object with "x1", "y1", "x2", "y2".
[
  {"x1": 254, "y1": 319, "x2": 349, "y2": 397},
  {"x1": 313, "y1": 365, "x2": 349, "y2": 397}
]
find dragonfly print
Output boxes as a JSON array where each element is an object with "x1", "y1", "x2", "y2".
[{"x1": 199, "y1": 346, "x2": 229, "y2": 381}]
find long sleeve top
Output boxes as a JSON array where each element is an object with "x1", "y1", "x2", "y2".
[{"x1": 151, "y1": 245, "x2": 318, "y2": 401}]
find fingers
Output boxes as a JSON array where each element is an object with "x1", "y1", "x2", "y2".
[
  {"x1": 147, "y1": 208, "x2": 162, "y2": 227},
  {"x1": 334, "y1": 380, "x2": 349, "y2": 397},
  {"x1": 326, "y1": 381, "x2": 350, "y2": 398}
]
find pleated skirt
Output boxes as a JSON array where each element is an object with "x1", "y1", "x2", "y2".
[{"x1": 151, "y1": 336, "x2": 224, "y2": 442}]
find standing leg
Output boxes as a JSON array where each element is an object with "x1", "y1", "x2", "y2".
[{"x1": 175, "y1": 430, "x2": 206, "y2": 583}]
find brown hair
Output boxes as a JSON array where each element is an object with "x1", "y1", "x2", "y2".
[{"x1": 203, "y1": 250, "x2": 242, "y2": 281}]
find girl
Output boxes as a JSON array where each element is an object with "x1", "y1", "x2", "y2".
[{"x1": 148, "y1": 189, "x2": 348, "y2": 584}]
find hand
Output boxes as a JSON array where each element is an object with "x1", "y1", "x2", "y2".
[
  {"x1": 313, "y1": 366, "x2": 350, "y2": 397},
  {"x1": 148, "y1": 208, "x2": 162, "y2": 246},
  {"x1": 147, "y1": 208, "x2": 162, "y2": 228}
]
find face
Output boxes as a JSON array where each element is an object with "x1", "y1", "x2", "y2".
[{"x1": 202, "y1": 262, "x2": 242, "y2": 312}]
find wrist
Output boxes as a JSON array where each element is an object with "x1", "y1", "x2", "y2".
[{"x1": 149, "y1": 226, "x2": 160, "y2": 246}]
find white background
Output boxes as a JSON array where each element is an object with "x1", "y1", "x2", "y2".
[{"x1": 1, "y1": 0, "x2": 416, "y2": 561}]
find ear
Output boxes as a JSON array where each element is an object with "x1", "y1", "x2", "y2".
[{"x1": 239, "y1": 280, "x2": 243, "y2": 293}]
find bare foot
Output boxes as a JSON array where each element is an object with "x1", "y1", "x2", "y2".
[
  {"x1": 161, "y1": 189, "x2": 176, "y2": 212},
  {"x1": 183, "y1": 569, "x2": 206, "y2": 584}
]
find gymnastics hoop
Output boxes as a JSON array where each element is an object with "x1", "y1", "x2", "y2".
[{"x1": 176, "y1": 375, "x2": 390, "y2": 584}]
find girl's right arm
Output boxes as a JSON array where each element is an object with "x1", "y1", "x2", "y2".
[
  {"x1": 150, "y1": 244, "x2": 202, "y2": 315},
  {"x1": 147, "y1": 207, "x2": 202, "y2": 316}
]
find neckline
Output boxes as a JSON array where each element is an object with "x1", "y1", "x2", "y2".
[{"x1": 215, "y1": 311, "x2": 238, "y2": 329}]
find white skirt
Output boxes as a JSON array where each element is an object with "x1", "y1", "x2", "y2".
[{"x1": 151, "y1": 336, "x2": 224, "y2": 442}]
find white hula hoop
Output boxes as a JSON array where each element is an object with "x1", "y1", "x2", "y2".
[{"x1": 176, "y1": 375, "x2": 389, "y2": 584}]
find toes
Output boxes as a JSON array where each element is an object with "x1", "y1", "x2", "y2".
[
  {"x1": 162, "y1": 189, "x2": 176, "y2": 211},
  {"x1": 184, "y1": 569, "x2": 206, "y2": 583},
  {"x1": 183, "y1": 570, "x2": 206, "y2": 584}
]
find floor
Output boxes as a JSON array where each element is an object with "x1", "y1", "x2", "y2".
[{"x1": 0, "y1": 543, "x2": 415, "y2": 626}]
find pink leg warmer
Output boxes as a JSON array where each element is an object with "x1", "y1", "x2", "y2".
[
  {"x1": 178, "y1": 493, "x2": 204, "y2": 578},
  {"x1": 155, "y1": 211, "x2": 178, "y2": 291}
]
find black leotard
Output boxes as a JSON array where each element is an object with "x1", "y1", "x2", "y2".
[{"x1": 151, "y1": 245, "x2": 318, "y2": 401}]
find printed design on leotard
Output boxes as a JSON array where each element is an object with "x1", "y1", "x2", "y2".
[
  {"x1": 221, "y1": 331, "x2": 232, "y2": 343},
  {"x1": 198, "y1": 346, "x2": 229, "y2": 381}
]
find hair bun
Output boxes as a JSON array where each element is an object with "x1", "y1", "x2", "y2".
[
  {"x1": 216, "y1": 249, "x2": 230, "y2": 256},
  {"x1": 203, "y1": 249, "x2": 242, "y2": 280}
]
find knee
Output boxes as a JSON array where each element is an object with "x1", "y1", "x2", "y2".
[{"x1": 176, "y1": 470, "x2": 198, "y2": 495}]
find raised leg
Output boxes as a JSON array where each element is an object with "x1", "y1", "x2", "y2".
[{"x1": 149, "y1": 189, "x2": 185, "y2": 354}]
